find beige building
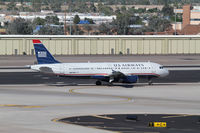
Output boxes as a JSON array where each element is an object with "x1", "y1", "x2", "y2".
[
  {"x1": 110, "y1": 5, "x2": 163, "y2": 11},
  {"x1": 174, "y1": 5, "x2": 200, "y2": 34},
  {"x1": 0, "y1": 35, "x2": 200, "y2": 55}
]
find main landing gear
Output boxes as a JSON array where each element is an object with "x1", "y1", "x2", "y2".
[
  {"x1": 95, "y1": 80, "x2": 113, "y2": 86},
  {"x1": 108, "y1": 77, "x2": 114, "y2": 86},
  {"x1": 95, "y1": 80, "x2": 102, "y2": 86}
]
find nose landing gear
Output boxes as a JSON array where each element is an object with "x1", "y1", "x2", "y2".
[
  {"x1": 108, "y1": 77, "x2": 114, "y2": 86},
  {"x1": 148, "y1": 76, "x2": 153, "y2": 85}
]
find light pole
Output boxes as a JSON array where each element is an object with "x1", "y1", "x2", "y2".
[
  {"x1": 69, "y1": 0, "x2": 72, "y2": 35},
  {"x1": 175, "y1": 8, "x2": 177, "y2": 35},
  {"x1": 64, "y1": 0, "x2": 66, "y2": 35}
]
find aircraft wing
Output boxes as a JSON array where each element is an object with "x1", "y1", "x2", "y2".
[
  {"x1": 108, "y1": 70, "x2": 138, "y2": 83},
  {"x1": 109, "y1": 70, "x2": 126, "y2": 78},
  {"x1": 107, "y1": 70, "x2": 126, "y2": 82}
]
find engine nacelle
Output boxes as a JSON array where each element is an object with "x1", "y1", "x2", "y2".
[{"x1": 121, "y1": 75, "x2": 138, "y2": 83}]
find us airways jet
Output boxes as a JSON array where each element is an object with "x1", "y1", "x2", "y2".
[{"x1": 31, "y1": 40, "x2": 169, "y2": 85}]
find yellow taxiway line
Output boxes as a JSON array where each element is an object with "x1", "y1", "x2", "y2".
[
  {"x1": 69, "y1": 87, "x2": 133, "y2": 103},
  {"x1": 0, "y1": 86, "x2": 132, "y2": 109},
  {"x1": 0, "y1": 86, "x2": 133, "y2": 110},
  {"x1": 0, "y1": 104, "x2": 43, "y2": 108}
]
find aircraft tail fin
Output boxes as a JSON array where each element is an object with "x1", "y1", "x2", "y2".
[{"x1": 32, "y1": 39, "x2": 60, "y2": 64}]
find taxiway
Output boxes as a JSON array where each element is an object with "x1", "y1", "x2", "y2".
[{"x1": 0, "y1": 83, "x2": 200, "y2": 133}]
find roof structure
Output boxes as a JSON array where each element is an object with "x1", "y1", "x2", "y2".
[
  {"x1": 181, "y1": 24, "x2": 200, "y2": 35},
  {"x1": 78, "y1": 20, "x2": 90, "y2": 24}
]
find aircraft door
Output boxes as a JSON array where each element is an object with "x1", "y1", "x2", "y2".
[
  {"x1": 59, "y1": 64, "x2": 67, "y2": 75},
  {"x1": 150, "y1": 63, "x2": 156, "y2": 74},
  {"x1": 63, "y1": 65, "x2": 68, "y2": 74},
  {"x1": 59, "y1": 65, "x2": 64, "y2": 74}
]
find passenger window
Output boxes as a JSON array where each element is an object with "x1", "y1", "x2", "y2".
[{"x1": 159, "y1": 66, "x2": 163, "y2": 69}]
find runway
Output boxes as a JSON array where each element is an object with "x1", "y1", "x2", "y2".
[
  {"x1": 0, "y1": 67, "x2": 200, "y2": 132},
  {"x1": 0, "y1": 70, "x2": 200, "y2": 84}
]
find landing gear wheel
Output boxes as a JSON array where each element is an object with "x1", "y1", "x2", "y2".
[
  {"x1": 148, "y1": 81, "x2": 153, "y2": 85},
  {"x1": 108, "y1": 81, "x2": 114, "y2": 86},
  {"x1": 96, "y1": 80, "x2": 102, "y2": 86},
  {"x1": 108, "y1": 77, "x2": 114, "y2": 86},
  {"x1": 108, "y1": 82, "x2": 113, "y2": 86}
]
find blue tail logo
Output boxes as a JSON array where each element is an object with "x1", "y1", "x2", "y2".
[{"x1": 33, "y1": 40, "x2": 60, "y2": 64}]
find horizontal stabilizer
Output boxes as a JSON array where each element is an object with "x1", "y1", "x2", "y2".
[{"x1": 39, "y1": 67, "x2": 54, "y2": 73}]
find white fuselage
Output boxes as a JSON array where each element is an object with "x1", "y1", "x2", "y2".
[{"x1": 31, "y1": 62, "x2": 169, "y2": 78}]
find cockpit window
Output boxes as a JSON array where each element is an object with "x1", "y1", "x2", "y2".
[{"x1": 159, "y1": 66, "x2": 164, "y2": 69}]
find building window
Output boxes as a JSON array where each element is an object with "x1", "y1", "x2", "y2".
[{"x1": 190, "y1": 19, "x2": 200, "y2": 21}]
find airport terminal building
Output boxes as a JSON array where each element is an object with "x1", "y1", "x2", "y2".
[{"x1": 0, "y1": 35, "x2": 200, "y2": 55}]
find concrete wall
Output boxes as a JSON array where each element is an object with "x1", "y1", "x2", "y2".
[{"x1": 0, "y1": 35, "x2": 200, "y2": 55}]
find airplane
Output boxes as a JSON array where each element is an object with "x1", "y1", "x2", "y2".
[{"x1": 30, "y1": 39, "x2": 169, "y2": 85}]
